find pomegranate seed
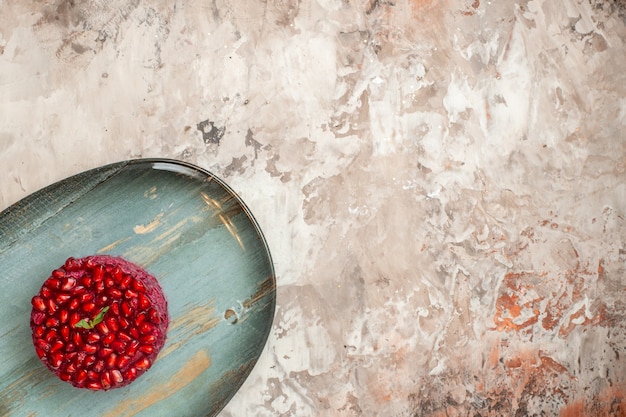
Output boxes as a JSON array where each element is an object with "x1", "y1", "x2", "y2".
[
  {"x1": 82, "y1": 302, "x2": 96, "y2": 313},
  {"x1": 134, "y1": 357, "x2": 151, "y2": 370},
  {"x1": 139, "y1": 345, "x2": 154, "y2": 355},
  {"x1": 147, "y1": 308, "x2": 160, "y2": 324},
  {"x1": 50, "y1": 340, "x2": 65, "y2": 353},
  {"x1": 109, "y1": 288, "x2": 123, "y2": 299},
  {"x1": 101, "y1": 371, "x2": 111, "y2": 389},
  {"x1": 81, "y1": 275, "x2": 93, "y2": 288},
  {"x1": 61, "y1": 277, "x2": 76, "y2": 291},
  {"x1": 118, "y1": 317, "x2": 130, "y2": 329},
  {"x1": 32, "y1": 312, "x2": 45, "y2": 325},
  {"x1": 47, "y1": 299, "x2": 58, "y2": 314},
  {"x1": 117, "y1": 355, "x2": 132, "y2": 369},
  {"x1": 65, "y1": 343, "x2": 76, "y2": 353},
  {"x1": 55, "y1": 293, "x2": 72, "y2": 304},
  {"x1": 34, "y1": 326, "x2": 46, "y2": 338},
  {"x1": 52, "y1": 269, "x2": 65, "y2": 278},
  {"x1": 72, "y1": 332, "x2": 83, "y2": 346},
  {"x1": 49, "y1": 352, "x2": 64, "y2": 368},
  {"x1": 126, "y1": 340, "x2": 140, "y2": 356},
  {"x1": 116, "y1": 331, "x2": 132, "y2": 342},
  {"x1": 70, "y1": 285, "x2": 86, "y2": 295},
  {"x1": 98, "y1": 347, "x2": 113, "y2": 358},
  {"x1": 59, "y1": 372, "x2": 72, "y2": 381},
  {"x1": 85, "y1": 257, "x2": 97, "y2": 269},
  {"x1": 93, "y1": 265, "x2": 105, "y2": 282},
  {"x1": 83, "y1": 344, "x2": 97, "y2": 354},
  {"x1": 111, "y1": 369, "x2": 123, "y2": 384},
  {"x1": 104, "y1": 277, "x2": 115, "y2": 288},
  {"x1": 69, "y1": 312, "x2": 81, "y2": 326},
  {"x1": 139, "y1": 322, "x2": 155, "y2": 334},
  {"x1": 129, "y1": 328, "x2": 139, "y2": 339},
  {"x1": 86, "y1": 381, "x2": 102, "y2": 390},
  {"x1": 96, "y1": 322, "x2": 109, "y2": 335},
  {"x1": 41, "y1": 286, "x2": 52, "y2": 298},
  {"x1": 120, "y1": 275, "x2": 132, "y2": 290},
  {"x1": 110, "y1": 302, "x2": 121, "y2": 315},
  {"x1": 121, "y1": 301, "x2": 132, "y2": 317},
  {"x1": 47, "y1": 278, "x2": 61, "y2": 289},
  {"x1": 58, "y1": 309, "x2": 69, "y2": 324},
  {"x1": 138, "y1": 293, "x2": 151, "y2": 310},
  {"x1": 123, "y1": 367, "x2": 137, "y2": 381},
  {"x1": 64, "y1": 257, "x2": 82, "y2": 271},
  {"x1": 60, "y1": 325, "x2": 70, "y2": 341},
  {"x1": 93, "y1": 360, "x2": 105, "y2": 373},
  {"x1": 103, "y1": 333, "x2": 115, "y2": 346},
  {"x1": 65, "y1": 361, "x2": 77, "y2": 373},
  {"x1": 44, "y1": 329, "x2": 57, "y2": 343},
  {"x1": 86, "y1": 333, "x2": 101, "y2": 344},
  {"x1": 75, "y1": 370, "x2": 88, "y2": 384},
  {"x1": 35, "y1": 346, "x2": 46, "y2": 358},
  {"x1": 132, "y1": 279, "x2": 146, "y2": 293},
  {"x1": 106, "y1": 353, "x2": 118, "y2": 368},
  {"x1": 83, "y1": 354, "x2": 96, "y2": 368},
  {"x1": 68, "y1": 298, "x2": 80, "y2": 310},
  {"x1": 105, "y1": 317, "x2": 119, "y2": 332},
  {"x1": 45, "y1": 317, "x2": 60, "y2": 327},
  {"x1": 124, "y1": 289, "x2": 138, "y2": 299},
  {"x1": 95, "y1": 280, "x2": 105, "y2": 294},
  {"x1": 135, "y1": 313, "x2": 146, "y2": 325},
  {"x1": 32, "y1": 296, "x2": 46, "y2": 312},
  {"x1": 111, "y1": 340, "x2": 126, "y2": 353},
  {"x1": 111, "y1": 266, "x2": 123, "y2": 283},
  {"x1": 35, "y1": 339, "x2": 51, "y2": 352},
  {"x1": 79, "y1": 292, "x2": 94, "y2": 303}
]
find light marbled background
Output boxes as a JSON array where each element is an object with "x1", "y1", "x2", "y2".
[{"x1": 1, "y1": 0, "x2": 625, "y2": 415}]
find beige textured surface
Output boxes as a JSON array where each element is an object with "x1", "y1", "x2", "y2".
[{"x1": 1, "y1": 1, "x2": 625, "y2": 415}]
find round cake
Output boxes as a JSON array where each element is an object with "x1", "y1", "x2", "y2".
[{"x1": 30, "y1": 255, "x2": 169, "y2": 390}]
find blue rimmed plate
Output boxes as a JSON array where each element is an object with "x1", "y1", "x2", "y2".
[{"x1": 0, "y1": 158, "x2": 275, "y2": 417}]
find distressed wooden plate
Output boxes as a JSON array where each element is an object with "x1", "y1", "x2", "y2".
[{"x1": 0, "y1": 159, "x2": 275, "y2": 417}]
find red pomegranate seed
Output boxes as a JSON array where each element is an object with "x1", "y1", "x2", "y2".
[
  {"x1": 98, "y1": 347, "x2": 113, "y2": 358},
  {"x1": 82, "y1": 302, "x2": 96, "y2": 313},
  {"x1": 93, "y1": 360, "x2": 106, "y2": 373},
  {"x1": 32, "y1": 312, "x2": 45, "y2": 325},
  {"x1": 123, "y1": 367, "x2": 137, "y2": 381},
  {"x1": 106, "y1": 353, "x2": 118, "y2": 368},
  {"x1": 105, "y1": 317, "x2": 119, "y2": 332},
  {"x1": 124, "y1": 289, "x2": 138, "y2": 299},
  {"x1": 68, "y1": 298, "x2": 80, "y2": 311},
  {"x1": 120, "y1": 275, "x2": 132, "y2": 290},
  {"x1": 83, "y1": 354, "x2": 96, "y2": 368},
  {"x1": 135, "y1": 313, "x2": 146, "y2": 325},
  {"x1": 75, "y1": 370, "x2": 88, "y2": 384},
  {"x1": 60, "y1": 325, "x2": 70, "y2": 341},
  {"x1": 139, "y1": 322, "x2": 155, "y2": 335},
  {"x1": 69, "y1": 312, "x2": 81, "y2": 327},
  {"x1": 139, "y1": 345, "x2": 154, "y2": 355},
  {"x1": 65, "y1": 343, "x2": 76, "y2": 353},
  {"x1": 126, "y1": 340, "x2": 140, "y2": 356},
  {"x1": 32, "y1": 296, "x2": 46, "y2": 312},
  {"x1": 50, "y1": 340, "x2": 65, "y2": 353},
  {"x1": 41, "y1": 286, "x2": 52, "y2": 298},
  {"x1": 86, "y1": 381, "x2": 102, "y2": 390},
  {"x1": 111, "y1": 369, "x2": 123, "y2": 384},
  {"x1": 132, "y1": 279, "x2": 146, "y2": 293},
  {"x1": 93, "y1": 265, "x2": 105, "y2": 282},
  {"x1": 52, "y1": 269, "x2": 65, "y2": 278},
  {"x1": 58, "y1": 310, "x2": 69, "y2": 324},
  {"x1": 121, "y1": 301, "x2": 132, "y2": 317},
  {"x1": 134, "y1": 358, "x2": 151, "y2": 370},
  {"x1": 45, "y1": 329, "x2": 58, "y2": 342},
  {"x1": 95, "y1": 280, "x2": 105, "y2": 294},
  {"x1": 96, "y1": 322, "x2": 109, "y2": 335},
  {"x1": 35, "y1": 339, "x2": 51, "y2": 352},
  {"x1": 34, "y1": 326, "x2": 46, "y2": 338},
  {"x1": 86, "y1": 333, "x2": 101, "y2": 344},
  {"x1": 61, "y1": 277, "x2": 76, "y2": 291},
  {"x1": 78, "y1": 292, "x2": 94, "y2": 303},
  {"x1": 35, "y1": 347, "x2": 46, "y2": 358},
  {"x1": 102, "y1": 333, "x2": 115, "y2": 346},
  {"x1": 109, "y1": 288, "x2": 123, "y2": 299},
  {"x1": 45, "y1": 317, "x2": 60, "y2": 328},
  {"x1": 59, "y1": 372, "x2": 72, "y2": 381},
  {"x1": 117, "y1": 355, "x2": 132, "y2": 369},
  {"x1": 81, "y1": 276, "x2": 92, "y2": 288},
  {"x1": 47, "y1": 299, "x2": 58, "y2": 314},
  {"x1": 70, "y1": 285, "x2": 86, "y2": 295},
  {"x1": 101, "y1": 371, "x2": 112, "y2": 389},
  {"x1": 118, "y1": 317, "x2": 130, "y2": 329},
  {"x1": 55, "y1": 293, "x2": 72, "y2": 304},
  {"x1": 116, "y1": 331, "x2": 132, "y2": 342},
  {"x1": 83, "y1": 344, "x2": 97, "y2": 354},
  {"x1": 49, "y1": 352, "x2": 64, "y2": 368},
  {"x1": 111, "y1": 340, "x2": 126, "y2": 353}
]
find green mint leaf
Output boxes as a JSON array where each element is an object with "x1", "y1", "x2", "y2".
[
  {"x1": 73, "y1": 306, "x2": 110, "y2": 330},
  {"x1": 91, "y1": 306, "x2": 110, "y2": 326},
  {"x1": 74, "y1": 319, "x2": 91, "y2": 329}
]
